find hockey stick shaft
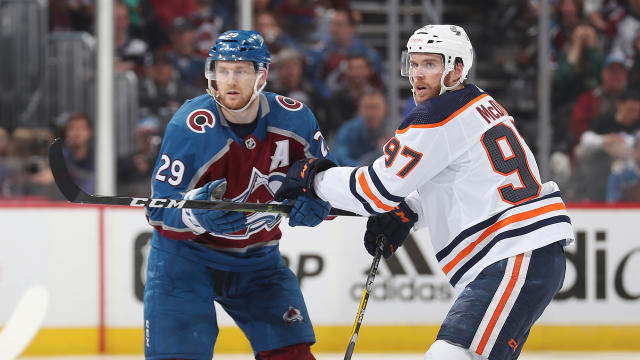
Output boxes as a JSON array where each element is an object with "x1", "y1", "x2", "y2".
[
  {"x1": 344, "y1": 235, "x2": 384, "y2": 360},
  {"x1": 48, "y1": 138, "x2": 359, "y2": 216}
]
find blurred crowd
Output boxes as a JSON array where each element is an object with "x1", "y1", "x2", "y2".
[
  {"x1": 1, "y1": 0, "x2": 640, "y2": 203},
  {"x1": 484, "y1": 0, "x2": 640, "y2": 202}
]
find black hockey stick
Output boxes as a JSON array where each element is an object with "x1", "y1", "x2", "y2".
[
  {"x1": 344, "y1": 235, "x2": 385, "y2": 360},
  {"x1": 48, "y1": 138, "x2": 358, "y2": 216}
]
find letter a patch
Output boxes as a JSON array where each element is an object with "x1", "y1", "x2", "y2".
[{"x1": 270, "y1": 140, "x2": 289, "y2": 171}]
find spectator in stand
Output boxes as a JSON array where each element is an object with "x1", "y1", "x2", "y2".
[
  {"x1": 11, "y1": 127, "x2": 62, "y2": 200},
  {"x1": 627, "y1": 29, "x2": 640, "y2": 86},
  {"x1": 167, "y1": 17, "x2": 206, "y2": 88},
  {"x1": 309, "y1": 8, "x2": 384, "y2": 86},
  {"x1": 326, "y1": 53, "x2": 382, "y2": 134},
  {"x1": 118, "y1": 116, "x2": 162, "y2": 197},
  {"x1": 332, "y1": 88, "x2": 389, "y2": 166},
  {"x1": 148, "y1": 0, "x2": 197, "y2": 29},
  {"x1": 49, "y1": 0, "x2": 94, "y2": 33},
  {"x1": 254, "y1": 0, "x2": 276, "y2": 13},
  {"x1": 115, "y1": 0, "x2": 149, "y2": 73},
  {"x1": 607, "y1": 131, "x2": 640, "y2": 201},
  {"x1": 550, "y1": 0, "x2": 585, "y2": 60},
  {"x1": 265, "y1": 48, "x2": 329, "y2": 137},
  {"x1": 610, "y1": 0, "x2": 640, "y2": 63},
  {"x1": 583, "y1": 0, "x2": 625, "y2": 41},
  {"x1": 61, "y1": 112, "x2": 95, "y2": 195},
  {"x1": 570, "y1": 53, "x2": 629, "y2": 150},
  {"x1": 190, "y1": 0, "x2": 233, "y2": 57},
  {"x1": 254, "y1": 11, "x2": 304, "y2": 59},
  {"x1": 277, "y1": 0, "x2": 317, "y2": 42},
  {"x1": 310, "y1": 0, "x2": 351, "y2": 43},
  {"x1": 553, "y1": 23, "x2": 604, "y2": 109},
  {"x1": 569, "y1": 89, "x2": 640, "y2": 201},
  {"x1": 552, "y1": 23, "x2": 604, "y2": 152},
  {"x1": 139, "y1": 51, "x2": 200, "y2": 125},
  {"x1": 0, "y1": 126, "x2": 23, "y2": 197}
]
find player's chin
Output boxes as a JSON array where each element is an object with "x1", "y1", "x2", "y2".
[{"x1": 221, "y1": 99, "x2": 247, "y2": 110}]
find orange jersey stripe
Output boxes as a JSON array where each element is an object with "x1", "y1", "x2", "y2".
[
  {"x1": 442, "y1": 202, "x2": 565, "y2": 274},
  {"x1": 475, "y1": 253, "x2": 524, "y2": 354},
  {"x1": 397, "y1": 93, "x2": 489, "y2": 134},
  {"x1": 357, "y1": 171, "x2": 395, "y2": 212}
]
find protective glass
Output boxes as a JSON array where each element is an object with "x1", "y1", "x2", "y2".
[
  {"x1": 400, "y1": 51, "x2": 444, "y2": 77},
  {"x1": 204, "y1": 58, "x2": 258, "y2": 82}
]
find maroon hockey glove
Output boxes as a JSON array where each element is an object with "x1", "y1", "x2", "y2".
[
  {"x1": 364, "y1": 201, "x2": 418, "y2": 259},
  {"x1": 274, "y1": 158, "x2": 336, "y2": 202}
]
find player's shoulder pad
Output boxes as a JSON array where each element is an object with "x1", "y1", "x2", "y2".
[
  {"x1": 263, "y1": 92, "x2": 317, "y2": 129},
  {"x1": 398, "y1": 84, "x2": 484, "y2": 131},
  {"x1": 164, "y1": 93, "x2": 227, "y2": 144}
]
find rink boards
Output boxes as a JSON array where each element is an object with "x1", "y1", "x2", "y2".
[{"x1": 0, "y1": 201, "x2": 639, "y2": 355}]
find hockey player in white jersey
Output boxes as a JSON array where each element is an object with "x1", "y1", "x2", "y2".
[{"x1": 275, "y1": 24, "x2": 574, "y2": 359}]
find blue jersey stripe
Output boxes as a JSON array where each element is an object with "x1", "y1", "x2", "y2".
[
  {"x1": 349, "y1": 168, "x2": 378, "y2": 215},
  {"x1": 436, "y1": 191, "x2": 563, "y2": 261},
  {"x1": 449, "y1": 215, "x2": 571, "y2": 287},
  {"x1": 367, "y1": 165, "x2": 404, "y2": 203}
]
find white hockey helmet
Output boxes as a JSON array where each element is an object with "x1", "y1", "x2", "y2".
[{"x1": 401, "y1": 24, "x2": 474, "y2": 95}]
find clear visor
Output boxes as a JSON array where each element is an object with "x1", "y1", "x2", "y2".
[
  {"x1": 204, "y1": 58, "x2": 259, "y2": 82},
  {"x1": 400, "y1": 51, "x2": 444, "y2": 77}
]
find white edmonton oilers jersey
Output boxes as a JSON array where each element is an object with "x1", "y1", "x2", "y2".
[{"x1": 315, "y1": 84, "x2": 574, "y2": 292}]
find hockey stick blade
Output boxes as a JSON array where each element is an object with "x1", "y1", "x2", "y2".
[
  {"x1": 48, "y1": 138, "x2": 358, "y2": 216},
  {"x1": 343, "y1": 235, "x2": 384, "y2": 360},
  {"x1": 0, "y1": 285, "x2": 50, "y2": 359}
]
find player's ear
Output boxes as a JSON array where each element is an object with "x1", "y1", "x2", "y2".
[
  {"x1": 258, "y1": 69, "x2": 268, "y2": 87},
  {"x1": 454, "y1": 61, "x2": 464, "y2": 76}
]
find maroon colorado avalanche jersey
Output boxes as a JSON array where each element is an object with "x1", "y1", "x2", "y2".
[{"x1": 146, "y1": 92, "x2": 336, "y2": 271}]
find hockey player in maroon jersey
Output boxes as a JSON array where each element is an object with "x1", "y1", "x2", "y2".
[
  {"x1": 144, "y1": 30, "x2": 336, "y2": 360},
  {"x1": 275, "y1": 25, "x2": 574, "y2": 359}
]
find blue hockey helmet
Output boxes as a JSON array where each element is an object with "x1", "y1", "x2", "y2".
[{"x1": 207, "y1": 30, "x2": 271, "y2": 72}]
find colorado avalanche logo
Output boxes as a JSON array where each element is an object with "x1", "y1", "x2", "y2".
[
  {"x1": 276, "y1": 95, "x2": 303, "y2": 111},
  {"x1": 186, "y1": 109, "x2": 215, "y2": 133},
  {"x1": 282, "y1": 306, "x2": 304, "y2": 325},
  {"x1": 217, "y1": 168, "x2": 286, "y2": 240}
]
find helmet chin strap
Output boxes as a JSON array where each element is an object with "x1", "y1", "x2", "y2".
[{"x1": 207, "y1": 72, "x2": 266, "y2": 113}]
